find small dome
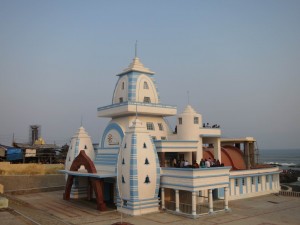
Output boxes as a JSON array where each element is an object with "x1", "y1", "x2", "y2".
[
  {"x1": 182, "y1": 105, "x2": 197, "y2": 114},
  {"x1": 34, "y1": 137, "x2": 45, "y2": 145},
  {"x1": 73, "y1": 126, "x2": 91, "y2": 139}
]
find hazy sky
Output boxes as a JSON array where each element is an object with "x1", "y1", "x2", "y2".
[{"x1": 0, "y1": 0, "x2": 299, "y2": 149}]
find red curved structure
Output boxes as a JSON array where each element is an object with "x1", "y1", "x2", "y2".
[
  {"x1": 63, "y1": 150, "x2": 106, "y2": 211},
  {"x1": 203, "y1": 145, "x2": 246, "y2": 170}
]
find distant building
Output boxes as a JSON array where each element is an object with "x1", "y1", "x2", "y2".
[
  {"x1": 13, "y1": 140, "x2": 57, "y2": 163},
  {"x1": 0, "y1": 144, "x2": 23, "y2": 162},
  {"x1": 63, "y1": 57, "x2": 280, "y2": 217}
]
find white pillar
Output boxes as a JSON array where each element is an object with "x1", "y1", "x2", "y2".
[
  {"x1": 261, "y1": 176, "x2": 265, "y2": 192},
  {"x1": 192, "y1": 191, "x2": 196, "y2": 216},
  {"x1": 196, "y1": 139, "x2": 203, "y2": 163},
  {"x1": 208, "y1": 189, "x2": 213, "y2": 213},
  {"x1": 224, "y1": 187, "x2": 229, "y2": 211},
  {"x1": 266, "y1": 175, "x2": 270, "y2": 191},
  {"x1": 175, "y1": 189, "x2": 179, "y2": 212},
  {"x1": 161, "y1": 188, "x2": 165, "y2": 209},
  {"x1": 213, "y1": 138, "x2": 221, "y2": 161},
  {"x1": 230, "y1": 178, "x2": 235, "y2": 196}
]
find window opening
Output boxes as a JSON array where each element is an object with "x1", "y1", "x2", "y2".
[
  {"x1": 146, "y1": 122, "x2": 154, "y2": 130},
  {"x1": 178, "y1": 118, "x2": 182, "y2": 125},
  {"x1": 158, "y1": 123, "x2": 164, "y2": 131},
  {"x1": 122, "y1": 175, "x2": 125, "y2": 183},
  {"x1": 143, "y1": 97, "x2": 151, "y2": 103},
  {"x1": 119, "y1": 97, "x2": 123, "y2": 103},
  {"x1": 194, "y1": 117, "x2": 199, "y2": 124},
  {"x1": 122, "y1": 158, "x2": 125, "y2": 165},
  {"x1": 143, "y1": 81, "x2": 149, "y2": 89},
  {"x1": 145, "y1": 158, "x2": 149, "y2": 165},
  {"x1": 143, "y1": 143, "x2": 147, "y2": 148}
]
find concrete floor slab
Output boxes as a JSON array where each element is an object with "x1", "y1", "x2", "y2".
[{"x1": 1, "y1": 191, "x2": 299, "y2": 225}]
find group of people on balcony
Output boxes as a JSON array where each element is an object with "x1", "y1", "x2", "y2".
[
  {"x1": 172, "y1": 157, "x2": 223, "y2": 168},
  {"x1": 203, "y1": 123, "x2": 220, "y2": 128},
  {"x1": 200, "y1": 158, "x2": 223, "y2": 168}
]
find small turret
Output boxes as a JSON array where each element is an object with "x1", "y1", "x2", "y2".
[
  {"x1": 65, "y1": 126, "x2": 95, "y2": 171},
  {"x1": 65, "y1": 126, "x2": 95, "y2": 198},
  {"x1": 177, "y1": 105, "x2": 202, "y2": 140}
]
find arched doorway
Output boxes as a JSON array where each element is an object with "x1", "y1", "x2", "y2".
[{"x1": 63, "y1": 150, "x2": 106, "y2": 211}]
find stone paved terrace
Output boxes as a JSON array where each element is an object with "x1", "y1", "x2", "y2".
[{"x1": 0, "y1": 190, "x2": 300, "y2": 225}]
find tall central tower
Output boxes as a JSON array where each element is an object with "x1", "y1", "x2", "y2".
[{"x1": 95, "y1": 57, "x2": 177, "y2": 172}]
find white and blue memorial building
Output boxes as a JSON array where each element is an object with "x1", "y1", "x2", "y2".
[{"x1": 62, "y1": 56, "x2": 281, "y2": 217}]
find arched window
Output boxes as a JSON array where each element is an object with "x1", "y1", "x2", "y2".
[
  {"x1": 122, "y1": 158, "x2": 125, "y2": 165},
  {"x1": 145, "y1": 158, "x2": 149, "y2": 165},
  {"x1": 124, "y1": 143, "x2": 126, "y2": 148},
  {"x1": 143, "y1": 143, "x2": 147, "y2": 148},
  {"x1": 122, "y1": 175, "x2": 125, "y2": 183},
  {"x1": 122, "y1": 82, "x2": 125, "y2": 90},
  {"x1": 144, "y1": 175, "x2": 150, "y2": 183},
  {"x1": 84, "y1": 145, "x2": 87, "y2": 149},
  {"x1": 143, "y1": 81, "x2": 149, "y2": 89}
]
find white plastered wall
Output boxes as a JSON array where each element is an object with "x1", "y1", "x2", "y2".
[
  {"x1": 112, "y1": 116, "x2": 172, "y2": 140},
  {"x1": 136, "y1": 74, "x2": 159, "y2": 103},
  {"x1": 113, "y1": 76, "x2": 129, "y2": 104}
]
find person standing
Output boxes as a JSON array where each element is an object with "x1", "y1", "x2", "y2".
[{"x1": 205, "y1": 159, "x2": 211, "y2": 168}]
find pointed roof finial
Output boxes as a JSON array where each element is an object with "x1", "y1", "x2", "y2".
[
  {"x1": 187, "y1": 91, "x2": 190, "y2": 105},
  {"x1": 135, "y1": 40, "x2": 138, "y2": 58},
  {"x1": 80, "y1": 115, "x2": 83, "y2": 127}
]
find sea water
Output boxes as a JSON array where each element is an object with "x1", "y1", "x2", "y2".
[{"x1": 259, "y1": 149, "x2": 300, "y2": 169}]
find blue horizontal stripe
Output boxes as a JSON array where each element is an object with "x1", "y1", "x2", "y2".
[{"x1": 161, "y1": 181, "x2": 229, "y2": 189}]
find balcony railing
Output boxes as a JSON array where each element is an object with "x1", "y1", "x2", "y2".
[
  {"x1": 165, "y1": 200, "x2": 176, "y2": 211},
  {"x1": 196, "y1": 203, "x2": 209, "y2": 214},
  {"x1": 97, "y1": 101, "x2": 177, "y2": 111}
]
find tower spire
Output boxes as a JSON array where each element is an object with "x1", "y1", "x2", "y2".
[{"x1": 135, "y1": 40, "x2": 138, "y2": 58}]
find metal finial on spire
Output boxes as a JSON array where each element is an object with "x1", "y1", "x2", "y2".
[
  {"x1": 81, "y1": 115, "x2": 83, "y2": 127},
  {"x1": 135, "y1": 40, "x2": 138, "y2": 58},
  {"x1": 187, "y1": 91, "x2": 190, "y2": 105}
]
